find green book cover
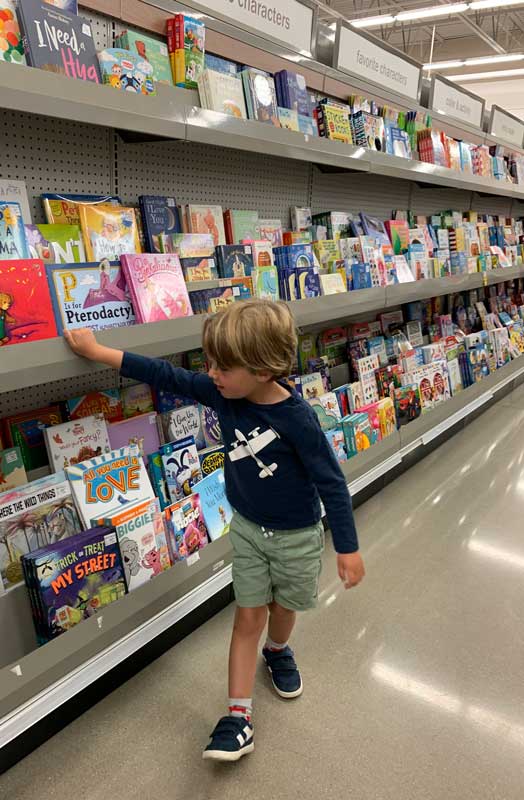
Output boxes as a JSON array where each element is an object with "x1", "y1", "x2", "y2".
[
  {"x1": 230, "y1": 210, "x2": 260, "y2": 243},
  {"x1": 25, "y1": 224, "x2": 86, "y2": 263},
  {"x1": 118, "y1": 30, "x2": 173, "y2": 86},
  {"x1": 0, "y1": 447, "x2": 27, "y2": 493}
]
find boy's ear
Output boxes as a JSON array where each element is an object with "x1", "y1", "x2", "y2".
[{"x1": 255, "y1": 370, "x2": 274, "y2": 384}]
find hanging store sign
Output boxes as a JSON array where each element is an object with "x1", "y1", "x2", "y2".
[
  {"x1": 430, "y1": 76, "x2": 484, "y2": 129},
  {"x1": 334, "y1": 23, "x2": 421, "y2": 103},
  {"x1": 489, "y1": 105, "x2": 524, "y2": 149}
]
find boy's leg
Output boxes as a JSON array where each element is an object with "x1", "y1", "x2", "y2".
[
  {"x1": 229, "y1": 605, "x2": 268, "y2": 706},
  {"x1": 266, "y1": 601, "x2": 296, "y2": 649}
]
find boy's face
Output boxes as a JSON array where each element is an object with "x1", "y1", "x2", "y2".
[{"x1": 208, "y1": 363, "x2": 268, "y2": 400}]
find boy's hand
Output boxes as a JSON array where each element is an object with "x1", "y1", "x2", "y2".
[
  {"x1": 64, "y1": 328, "x2": 123, "y2": 369},
  {"x1": 337, "y1": 552, "x2": 365, "y2": 589}
]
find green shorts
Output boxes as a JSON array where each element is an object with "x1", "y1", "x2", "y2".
[{"x1": 229, "y1": 511, "x2": 324, "y2": 612}]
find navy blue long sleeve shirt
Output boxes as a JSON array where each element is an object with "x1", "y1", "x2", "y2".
[{"x1": 121, "y1": 352, "x2": 359, "y2": 554}]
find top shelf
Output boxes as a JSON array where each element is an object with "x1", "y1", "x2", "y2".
[{"x1": 2, "y1": 62, "x2": 524, "y2": 201}]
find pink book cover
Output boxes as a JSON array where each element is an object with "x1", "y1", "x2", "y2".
[
  {"x1": 108, "y1": 413, "x2": 161, "y2": 458},
  {"x1": 121, "y1": 254, "x2": 192, "y2": 324}
]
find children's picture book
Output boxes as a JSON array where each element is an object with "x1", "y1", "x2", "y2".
[
  {"x1": 0, "y1": 447, "x2": 27, "y2": 493},
  {"x1": 193, "y1": 469, "x2": 232, "y2": 541},
  {"x1": 108, "y1": 413, "x2": 160, "y2": 459},
  {"x1": 5, "y1": 404, "x2": 63, "y2": 470},
  {"x1": 116, "y1": 29, "x2": 172, "y2": 85},
  {"x1": 325, "y1": 428, "x2": 347, "y2": 462},
  {"x1": 275, "y1": 70, "x2": 311, "y2": 116},
  {"x1": 186, "y1": 205, "x2": 226, "y2": 247},
  {"x1": 0, "y1": 1, "x2": 25, "y2": 65},
  {"x1": 44, "y1": 414, "x2": 111, "y2": 471},
  {"x1": 0, "y1": 202, "x2": 28, "y2": 259},
  {"x1": 42, "y1": 193, "x2": 121, "y2": 226},
  {"x1": 22, "y1": 526, "x2": 125, "y2": 642},
  {"x1": 97, "y1": 48, "x2": 155, "y2": 95},
  {"x1": 16, "y1": 0, "x2": 100, "y2": 82},
  {"x1": 320, "y1": 273, "x2": 346, "y2": 295},
  {"x1": 394, "y1": 385, "x2": 422, "y2": 427},
  {"x1": 224, "y1": 210, "x2": 259, "y2": 244},
  {"x1": 170, "y1": 13, "x2": 205, "y2": 89},
  {"x1": 139, "y1": 196, "x2": 181, "y2": 253},
  {"x1": 121, "y1": 383, "x2": 155, "y2": 419},
  {"x1": 0, "y1": 258, "x2": 58, "y2": 346},
  {"x1": 121, "y1": 253, "x2": 192, "y2": 324},
  {"x1": 65, "y1": 447, "x2": 155, "y2": 528},
  {"x1": 277, "y1": 108, "x2": 299, "y2": 131},
  {"x1": 293, "y1": 371, "x2": 325, "y2": 399},
  {"x1": 159, "y1": 404, "x2": 206, "y2": 449},
  {"x1": 97, "y1": 498, "x2": 164, "y2": 591},
  {"x1": 147, "y1": 451, "x2": 170, "y2": 511},
  {"x1": 199, "y1": 445, "x2": 225, "y2": 476},
  {"x1": 164, "y1": 493, "x2": 208, "y2": 561},
  {"x1": 308, "y1": 392, "x2": 342, "y2": 432},
  {"x1": 26, "y1": 224, "x2": 85, "y2": 263},
  {"x1": 66, "y1": 389, "x2": 123, "y2": 423},
  {"x1": 258, "y1": 219, "x2": 283, "y2": 248},
  {"x1": 161, "y1": 436, "x2": 202, "y2": 503},
  {"x1": 342, "y1": 413, "x2": 372, "y2": 458},
  {"x1": 79, "y1": 205, "x2": 141, "y2": 262},
  {"x1": 0, "y1": 472, "x2": 82, "y2": 590},
  {"x1": 46, "y1": 261, "x2": 135, "y2": 335},
  {"x1": 0, "y1": 180, "x2": 30, "y2": 224},
  {"x1": 241, "y1": 69, "x2": 279, "y2": 126},
  {"x1": 198, "y1": 69, "x2": 247, "y2": 118}
]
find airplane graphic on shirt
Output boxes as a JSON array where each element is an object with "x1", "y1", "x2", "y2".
[{"x1": 228, "y1": 427, "x2": 280, "y2": 478}]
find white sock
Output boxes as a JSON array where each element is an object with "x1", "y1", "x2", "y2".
[
  {"x1": 265, "y1": 637, "x2": 288, "y2": 651},
  {"x1": 228, "y1": 698, "x2": 252, "y2": 721}
]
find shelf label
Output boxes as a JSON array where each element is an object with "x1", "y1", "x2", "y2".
[
  {"x1": 191, "y1": 0, "x2": 315, "y2": 56},
  {"x1": 335, "y1": 24, "x2": 421, "y2": 102},
  {"x1": 430, "y1": 77, "x2": 484, "y2": 129},
  {"x1": 187, "y1": 552, "x2": 200, "y2": 567},
  {"x1": 489, "y1": 106, "x2": 524, "y2": 149}
]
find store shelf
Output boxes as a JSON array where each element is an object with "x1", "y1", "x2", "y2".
[{"x1": 384, "y1": 267, "x2": 524, "y2": 306}]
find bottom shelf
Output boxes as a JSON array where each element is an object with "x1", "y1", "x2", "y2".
[{"x1": 1, "y1": 355, "x2": 524, "y2": 752}]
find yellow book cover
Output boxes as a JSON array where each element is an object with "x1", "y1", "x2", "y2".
[
  {"x1": 171, "y1": 51, "x2": 185, "y2": 86},
  {"x1": 43, "y1": 197, "x2": 80, "y2": 225},
  {"x1": 321, "y1": 106, "x2": 352, "y2": 144},
  {"x1": 79, "y1": 204, "x2": 141, "y2": 261}
]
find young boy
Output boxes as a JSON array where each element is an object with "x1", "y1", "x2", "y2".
[{"x1": 64, "y1": 299, "x2": 365, "y2": 762}]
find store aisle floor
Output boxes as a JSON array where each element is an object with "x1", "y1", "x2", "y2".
[{"x1": 4, "y1": 385, "x2": 524, "y2": 800}]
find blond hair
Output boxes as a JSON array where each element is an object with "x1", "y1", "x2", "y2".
[{"x1": 203, "y1": 299, "x2": 297, "y2": 378}]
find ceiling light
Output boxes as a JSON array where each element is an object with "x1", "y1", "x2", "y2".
[
  {"x1": 465, "y1": 53, "x2": 524, "y2": 65},
  {"x1": 423, "y1": 59, "x2": 464, "y2": 69},
  {"x1": 449, "y1": 67, "x2": 524, "y2": 79},
  {"x1": 351, "y1": 14, "x2": 395, "y2": 27},
  {"x1": 396, "y1": 3, "x2": 468, "y2": 20}
]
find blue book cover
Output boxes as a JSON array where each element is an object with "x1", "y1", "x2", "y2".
[
  {"x1": 275, "y1": 70, "x2": 311, "y2": 117},
  {"x1": 139, "y1": 196, "x2": 181, "y2": 253},
  {"x1": 147, "y1": 451, "x2": 170, "y2": 511},
  {"x1": 351, "y1": 262, "x2": 372, "y2": 290},
  {"x1": 216, "y1": 245, "x2": 254, "y2": 278},
  {"x1": 46, "y1": 261, "x2": 135, "y2": 335},
  {"x1": 204, "y1": 53, "x2": 238, "y2": 75},
  {"x1": 0, "y1": 202, "x2": 28, "y2": 259},
  {"x1": 298, "y1": 114, "x2": 317, "y2": 136},
  {"x1": 296, "y1": 267, "x2": 321, "y2": 298},
  {"x1": 161, "y1": 436, "x2": 202, "y2": 503},
  {"x1": 193, "y1": 468, "x2": 232, "y2": 541}
]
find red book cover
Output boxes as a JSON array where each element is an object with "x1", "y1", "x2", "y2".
[
  {"x1": 174, "y1": 13, "x2": 183, "y2": 52},
  {"x1": 0, "y1": 259, "x2": 58, "y2": 347},
  {"x1": 224, "y1": 210, "x2": 234, "y2": 245},
  {"x1": 166, "y1": 17, "x2": 176, "y2": 53}
]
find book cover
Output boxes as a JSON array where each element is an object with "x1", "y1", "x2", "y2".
[
  {"x1": 278, "y1": 107, "x2": 299, "y2": 131},
  {"x1": 164, "y1": 493, "x2": 208, "y2": 561},
  {"x1": 198, "y1": 69, "x2": 247, "y2": 117},
  {"x1": 0, "y1": 1, "x2": 25, "y2": 64},
  {"x1": 108, "y1": 413, "x2": 160, "y2": 459},
  {"x1": 26, "y1": 223, "x2": 85, "y2": 263},
  {"x1": 66, "y1": 389, "x2": 123, "y2": 423},
  {"x1": 117, "y1": 29, "x2": 172, "y2": 85},
  {"x1": 0, "y1": 180, "x2": 30, "y2": 225},
  {"x1": 320, "y1": 273, "x2": 346, "y2": 295},
  {"x1": 342, "y1": 412, "x2": 372, "y2": 458},
  {"x1": 147, "y1": 450, "x2": 170, "y2": 511},
  {"x1": 0, "y1": 447, "x2": 27, "y2": 493},
  {"x1": 65, "y1": 447, "x2": 155, "y2": 528},
  {"x1": 121, "y1": 253, "x2": 192, "y2": 324},
  {"x1": 253, "y1": 266, "x2": 278, "y2": 300},
  {"x1": 160, "y1": 232, "x2": 214, "y2": 258},
  {"x1": 172, "y1": 14, "x2": 205, "y2": 89},
  {"x1": 79, "y1": 205, "x2": 141, "y2": 262},
  {"x1": 0, "y1": 258, "x2": 58, "y2": 345},
  {"x1": 46, "y1": 261, "x2": 135, "y2": 335},
  {"x1": 275, "y1": 70, "x2": 310, "y2": 117},
  {"x1": 325, "y1": 428, "x2": 347, "y2": 462},
  {"x1": 42, "y1": 193, "x2": 121, "y2": 225},
  {"x1": 394, "y1": 385, "x2": 422, "y2": 427},
  {"x1": 199, "y1": 445, "x2": 225, "y2": 476},
  {"x1": 17, "y1": 0, "x2": 101, "y2": 83},
  {"x1": 97, "y1": 498, "x2": 163, "y2": 591},
  {"x1": 44, "y1": 413, "x2": 111, "y2": 471},
  {"x1": 317, "y1": 104, "x2": 352, "y2": 143},
  {"x1": 216, "y1": 244, "x2": 253, "y2": 278},
  {"x1": 224, "y1": 210, "x2": 259, "y2": 244},
  {"x1": 193, "y1": 468, "x2": 232, "y2": 541},
  {"x1": 161, "y1": 436, "x2": 201, "y2": 503},
  {"x1": 5, "y1": 404, "x2": 63, "y2": 470},
  {"x1": 158, "y1": 404, "x2": 206, "y2": 450},
  {"x1": 295, "y1": 372, "x2": 325, "y2": 399},
  {"x1": 139, "y1": 195, "x2": 181, "y2": 253},
  {"x1": 0, "y1": 202, "x2": 28, "y2": 259},
  {"x1": 307, "y1": 392, "x2": 342, "y2": 432},
  {"x1": 186, "y1": 205, "x2": 226, "y2": 247},
  {"x1": 121, "y1": 383, "x2": 155, "y2": 419},
  {"x1": 97, "y1": 48, "x2": 155, "y2": 95},
  {"x1": 241, "y1": 69, "x2": 279, "y2": 126},
  {"x1": 258, "y1": 219, "x2": 283, "y2": 248}
]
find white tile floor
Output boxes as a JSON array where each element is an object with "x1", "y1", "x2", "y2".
[{"x1": 3, "y1": 384, "x2": 524, "y2": 799}]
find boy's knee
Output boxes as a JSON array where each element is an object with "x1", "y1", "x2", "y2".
[
  {"x1": 234, "y1": 606, "x2": 268, "y2": 637},
  {"x1": 268, "y1": 601, "x2": 295, "y2": 618}
]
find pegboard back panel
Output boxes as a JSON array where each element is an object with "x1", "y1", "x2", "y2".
[
  {"x1": 310, "y1": 171, "x2": 411, "y2": 218},
  {"x1": 410, "y1": 185, "x2": 472, "y2": 216},
  {"x1": 83, "y1": 8, "x2": 114, "y2": 50},
  {"x1": 471, "y1": 194, "x2": 513, "y2": 217},
  {"x1": 116, "y1": 139, "x2": 312, "y2": 226}
]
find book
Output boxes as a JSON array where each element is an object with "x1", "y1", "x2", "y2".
[
  {"x1": 320, "y1": 273, "x2": 346, "y2": 295},
  {"x1": 121, "y1": 383, "x2": 155, "y2": 419},
  {"x1": 394, "y1": 385, "x2": 422, "y2": 427},
  {"x1": 44, "y1": 0, "x2": 78, "y2": 11},
  {"x1": 97, "y1": 498, "x2": 164, "y2": 591},
  {"x1": 216, "y1": 244, "x2": 254, "y2": 278},
  {"x1": 198, "y1": 69, "x2": 247, "y2": 118},
  {"x1": 22, "y1": 526, "x2": 125, "y2": 642},
  {"x1": 158, "y1": 403, "x2": 216, "y2": 451},
  {"x1": 66, "y1": 390, "x2": 123, "y2": 423},
  {"x1": 79, "y1": 204, "x2": 141, "y2": 262},
  {"x1": 147, "y1": 451, "x2": 170, "y2": 511},
  {"x1": 258, "y1": 219, "x2": 283, "y2": 248},
  {"x1": 294, "y1": 372, "x2": 325, "y2": 399},
  {"x1": 42, "y1": 193, "x2": 121, "y2": 226},
  {"x1": 317, "y1": 103, "x2": 352, "y2": 143},
  {"x1": 199, "y1": 445, "x2": 225, "y2": 476},
  {"x1": 204, "y1": 53, "x2": 237, "y2": 74},
  {"x1": 121, "y1": 253, "x2": 192, "y2": 324},
  {"x1": 160, "y1": 232, "x2": 215, "y2": 258},
  {"x1": 0, "y1": 179, "x2": 30, "y2": 222},
  {"x1": 0, "y1": 447, "x2": 27, "y2": 493},
  {"x1": 275, "y1": 70, "x2": 311, "y2": 117},
  {"x1": 161, "y1": 436, "x2": 201, "y2": 503},
  {"x1": 170, "y1": 14, "x2": 205, "y2": 89},
  {"x1": 65, "y1": 447, "x2": 155, "y2": 528},
  {"x1": 224, "y1": 210, "x2": 259, "y2": 244},
  {"x1": 325, "y1": 428, "x2": 347, "y2": 461},
  {"x1": 186, "y1": 205, "x2": 226, "y2": 247},
  {"x1": 241, "y1": 69, "x2": 279, "y2": 126},
  {"x1": 164, "y1": 493, "x2": 208, "y2": 561},
  {"x1": 16, "y1": 0, "x2": 101, "y2": 83},
  {"x1": 0, "y1": 472, "x2": 82, "y2": 590},
  {"x1": 44, "y1": 414, "x2": 111, "y2": 471},
  {"x1": 0, "y1": 258, "x2": 57, "y2": 346},
  {"x1": 116, "y1": 29, "x2": 172, "y2": 85},
  {"x1": 26, "y1": 223, "x2": 85, "y2": 263},
  {"x1": 0, "y1": 1, "x2": 25, "y2": 65},
  {"x1": 0, "y1": 202, "x2": 28, "y2": 259},
  {"x1": 342, "y1": 413, "x2": 372, "y2": 458},
  {"x1": 97, "y1": 48, "x2": 155, "y2": 95},
  {"x1": 108, "y1": 413, "x2": 161, "y2": 459},
  {"x1": 46, "y1": 261, "x2": 135, "y2": 335},
  {"x1": 139, "y1": 196, "x2": 181, "y2": 253},
  {"x1": 308, "y1": 392, "x2": 342, "y2": 432},
  {"x1": 193, "y1": 468, "x2": 232, "y2": 541},
  {"x1": 277, "y1": 107, "x2": 299, "y2": 131},
  {"x1": 4, "y1": 404, "x2": 63, "y2": 470}
]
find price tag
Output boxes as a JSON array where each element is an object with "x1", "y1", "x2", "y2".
[{"x1": 187, "y1": 552, "x2": 200, "y2": 567}]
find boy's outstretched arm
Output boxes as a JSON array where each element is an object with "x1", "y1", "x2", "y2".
[{"x1": 64, "y1": 328, "x2": 221, "y2": 408}]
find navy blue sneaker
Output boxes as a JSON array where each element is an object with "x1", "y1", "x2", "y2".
[
  {"x1": 263, "y1": 646, "x2": 303, "y2": 699},
  {"x1": 203, "y1": 716, "x2": 254, "y2": 762}
]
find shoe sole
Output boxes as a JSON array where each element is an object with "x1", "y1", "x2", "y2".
[
  {"x1": 203, "y1": 742, "x2": 254, "y2": 762},
  {"x1": 266, "y1": 665, "x2": 304, "y2": 699}
]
